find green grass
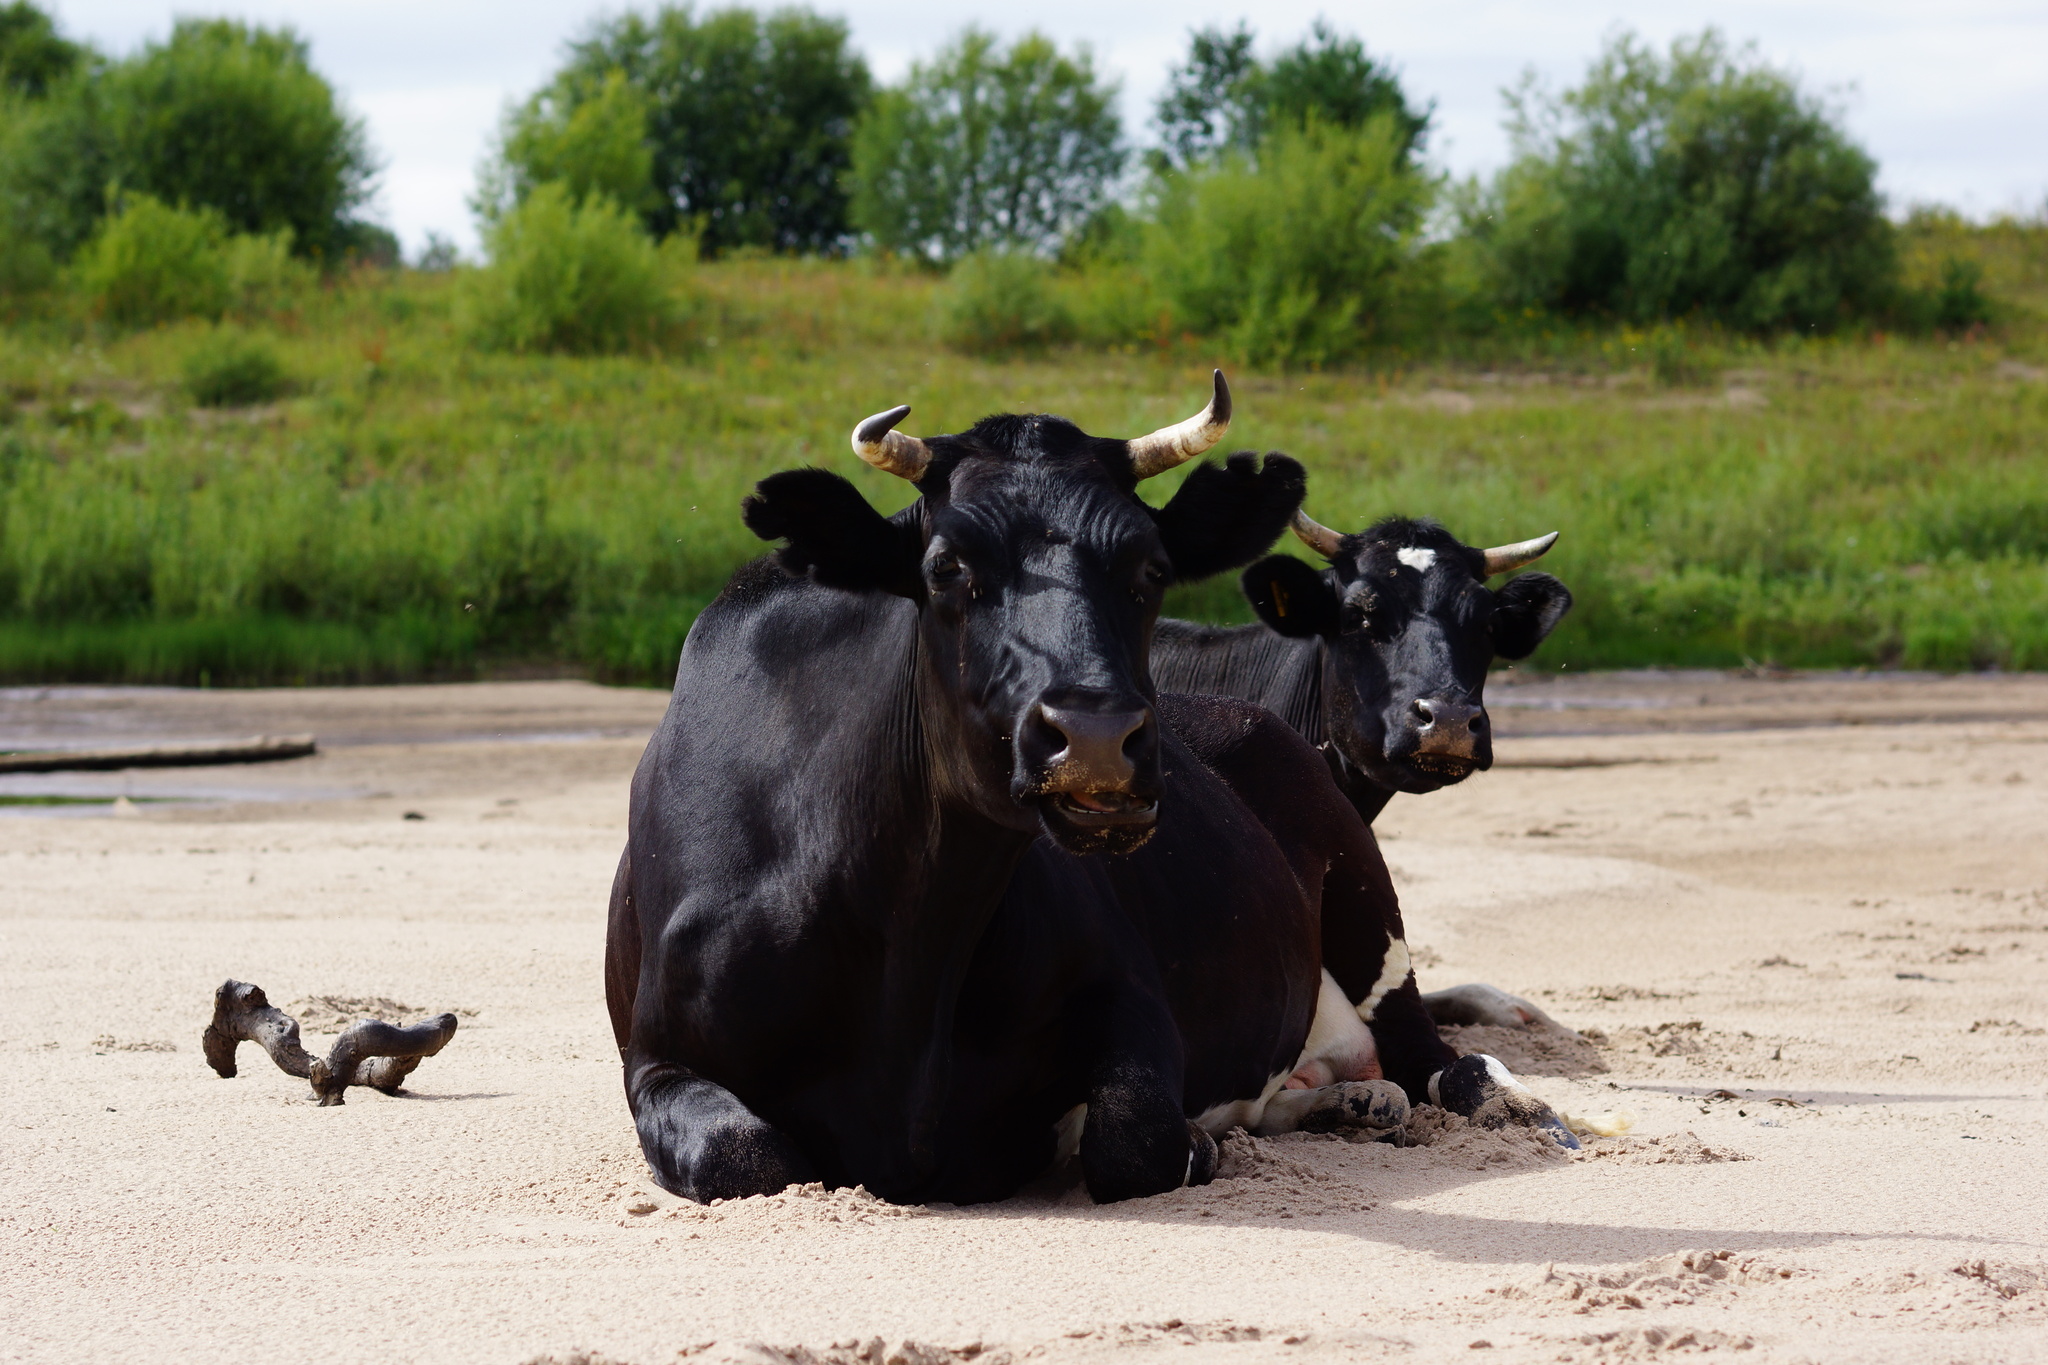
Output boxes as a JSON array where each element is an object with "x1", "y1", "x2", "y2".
[{"x1": 1, "y1": 246, "x2": 2045, "y2": 685}]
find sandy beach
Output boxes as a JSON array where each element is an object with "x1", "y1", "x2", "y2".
[{"x1": 3, "y1": 672, "x2": 2045, "y2": 1365}]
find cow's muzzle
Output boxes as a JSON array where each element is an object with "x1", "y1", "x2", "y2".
[
  {"x1": 1017, "y1": 692, "x2": 1160, "y2": 838},
  {"x1": 1404, "y1": 697, "x2": 1491, "y2": 781}
]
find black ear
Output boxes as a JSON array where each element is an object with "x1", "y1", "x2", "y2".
[
  {"x1": 1242, "y1": 555, "x2": 1340, "y2": 638},
  {"x1": 741, "y1": 468, "x2": 923, "y2": 598},
  {"x1": 1491, "y1": 572, "x2": 1572, "y2": 659},
  {"x1": 1151, "y1": 451, "x2": 1306, "y2": 583}
]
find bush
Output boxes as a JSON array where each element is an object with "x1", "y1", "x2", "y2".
[
  {"x1": 183, "y1": 328, "x2": 288, "y2": 406},
  {"x1": 1458, "y1": 30, "x2": 1894, "y2": 332},
  {"x1": 852, "y1": 28, "x2": 1123, "y2": 263},
  {"x1": 935, "y1": 250, "x2": 1073, "y2": 354},
  {"x1": 1143, "y1": 116, "x2": 1430, "y2": 366},
  {"x1": 459, "y1": 182, "x2": 683, "y2": 354},
  {"x1": 223, "y1": 227, "x2": 315, "y2": 316},
  {"x1": 71, "y1": 193, "x2": 230, "y2": 325}
]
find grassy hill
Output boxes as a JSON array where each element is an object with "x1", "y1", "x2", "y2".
[{"x1": 2, "y1": 247, "x2": 2044, "y2": 686}]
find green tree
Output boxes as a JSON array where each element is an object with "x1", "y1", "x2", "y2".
[
  {"x1": 500, "y1": 5, "x2": 870, "y2": 254},
  {"x1": 101, "y1": 20, "x2": 373, "y2": 255},
  {"x1": 0, "y1": 18, "x2": 374, "y2": 260},
  {"x1": 477, "y1": 68, "x2": 655, "y2": 223},
  {"x1": 1152, "y1": 20, "x2": 1428, "y2": 172},
  {"x1": 1151, "y1": 23, "x2": 1260, "y2": 171},
  {"x1": 1460, "y1": 29, "x2": 1895, "y2": 330},
  {"x1": 1144, "y1": 115, "x2": 1431, "y2": 367},
  {"x1": 0, "y1": 0, "x2": 83, "y2": 98},
  {"x1": 852, "y1": 28, "x2": 1123, "y2": 262}
]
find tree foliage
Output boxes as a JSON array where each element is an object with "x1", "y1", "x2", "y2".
[
  {"x1": 0, "y1": 0, "x2": 82, "y2": 98},
  {"x1": 851, "y1": 28, "x2": 1123, "y2": 263},
  {"x1": 1144, "y1": 115, "x2": 1431, "y2": 367},
  {"x1": 0, "y1": 17, "x2": 373, "y2": 260},
  {"x1": 1152, "y1": 20, "x2": 1428, "y2": 172},
  {"x1": 1458, "y1": 29, "x2": 1895, "y2": 331},
  {"x1": 496, "y1": 4, "x2": 870, "y2": 255}
]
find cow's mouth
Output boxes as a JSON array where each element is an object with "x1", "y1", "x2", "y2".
[
  {"x1": 1048, "y1": 789, "x2": 1158, "y2": 825},
  {"x1": 1407, "y1": 753, "x2": 1479, "y2": 782}
]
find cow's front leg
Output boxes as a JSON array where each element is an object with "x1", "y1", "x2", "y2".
[
  {"x1": 1363, "y1": 970, "x2": 1580, "y2": 1149},
  {"x1": 1255, "y1": 1078, "x2": 1410, "y2": 1138},
  {"x1": 626, "y1": 1053, "x2": 817, "y2": 1202},
  {"x1": 1079, "y1": 997, "x2": 1215, "y2": 1203}
]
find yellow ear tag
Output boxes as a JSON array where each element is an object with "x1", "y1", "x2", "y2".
[{"x1": 1273, "y1": 585, "x2": 1289, "y2": 618}]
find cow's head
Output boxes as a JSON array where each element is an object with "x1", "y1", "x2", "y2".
[
  {"x1": 743, "y1": 372, "x2": 1302, "y2": 854},
  {"x1": 1239, "y1": 511, "x2": 1572, "y2": 795}
]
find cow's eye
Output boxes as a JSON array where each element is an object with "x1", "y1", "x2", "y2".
[
  {"x1": 926, "y1": 551, "x2": 965, "y2": 585},
  {"x1": 1133, "y1": 561, "x2": 1167, "y2": 603}
]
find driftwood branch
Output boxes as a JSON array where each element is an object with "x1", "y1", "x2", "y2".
[
  {"x1": 202, "y1": 979, "x2": 458, "y2": 1106},
  {"x1": 203, "y1": 980, "x2": 315, "y2": 1078},
  {"x1": 0, "y1": 734, "x2": 316, "y2": 774},
  {"x1": 309, "y1": 1015, "x2": 459, "y2": 1105}
]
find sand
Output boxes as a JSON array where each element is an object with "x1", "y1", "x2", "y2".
[{"x1": 2, "y1": 675, "x2": 2045, "y2": 1365}]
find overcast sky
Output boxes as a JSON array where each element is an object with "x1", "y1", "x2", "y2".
[{"x1": 47, "y1": 0, "x2": 2048, "y2": 258}]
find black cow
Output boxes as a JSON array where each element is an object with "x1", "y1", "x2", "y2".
[
  {"x1": 607, "y1": 376, "x2": 1453, "y2": 1207},
  {"x1": 1155, "y1": 510, "x2": 1573, "y2": 825},
  {"x1": 1150, "y1": 508, "x2": 1583, "y2": 1101}
]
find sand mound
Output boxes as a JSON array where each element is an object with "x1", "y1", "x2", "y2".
[
  {"x1": 1502, "y1": 1249, "x2": 1799, "y2": 1313},
  {"x1": 1439, "y1": 1021, "x2": 1609, "y2": 1075},
  {"x1": 1402, "y1": 1106, "x2": 1578, "y2": 1170},
  {"x1": 282, "y1": 994, "x2": 466, "y2": 1032},
  {"x1": 1544, "y1": 1326, "x2": 1757, "y2": 1360}
]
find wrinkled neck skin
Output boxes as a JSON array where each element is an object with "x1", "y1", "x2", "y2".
[{"x1": 840, "y1": 596, "x2": 1041, "y2": 1173}]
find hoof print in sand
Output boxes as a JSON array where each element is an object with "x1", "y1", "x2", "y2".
[{"x1": 202, "y1": 978, "x2": 458, "y2": 1105}]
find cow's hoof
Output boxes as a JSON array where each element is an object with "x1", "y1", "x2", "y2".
[
  {"x1": 1297, "y1": 1079, "x2": 1410, "y2": 1134},
  {"x1": 1434, "y1": 1053, "x2": 1579, "y2": 1149}
]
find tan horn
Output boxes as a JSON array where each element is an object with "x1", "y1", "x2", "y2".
[
  {"x1": 851, "y1": 405, "x2": 933, "y2": 482},
  {"x1": 1126, "y1": 370, "x2": 1232, "y2": 479},
  {"x1": 1481, "y1": 532, "x2": 1559, "y2": 576},
  {"x1": 1290, "y1": 509, "x2": 1345, "y2": 559}
]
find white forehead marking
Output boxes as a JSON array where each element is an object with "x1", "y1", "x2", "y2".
[{"x1": 1395, "y1": 547, "x2": 1437, "y2": 572}]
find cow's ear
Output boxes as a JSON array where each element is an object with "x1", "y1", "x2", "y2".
[
  {"x1": 1491, "y1": 572, "x2": 1572, "y2": 658},
  {"x1": 742, "y1": 468, "x2": 923, "y2": 598},
  {"x1": 1151, "y1": 452, "x2": 1306, "y2": 582},
  {"x1": 1242, "y1": 555, "x2": 1340, "y2": 638}
]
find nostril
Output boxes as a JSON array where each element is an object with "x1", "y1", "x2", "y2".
[
  {"x1": 1470, "y1": 712, "x2": 1488, "y2": 732},
  {"x1": 1413, "y1": 699, "x2": 1437, "y2": 727},
  {"x1": 1121, "y1": 721, "x2": 1150, "y2": 761}
]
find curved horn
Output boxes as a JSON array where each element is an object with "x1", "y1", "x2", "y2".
[
  {"x1": 1290, "y1": 509, "x2": 1345, "y2": 559},
  {"x1": 1481, "y1": 531, "x2": 1559, "y2": 576},
  {"x1": 1126, "y1": 369, "x2": 1232, "y2": 479},
  {"x1": 851, "y1": 405, "x2": 933, "y2": 483}
]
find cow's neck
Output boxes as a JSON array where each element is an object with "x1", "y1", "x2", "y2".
[
  {"x1": 1153, "y1": 619, "x2": 1323, "y2": 737},
  {"x1": 1315, "y1": 647, "x2": 1398, "y2": 826},
  {"x1": 858, "y1": 631, "x2": 1038, "y2": 1173}
]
